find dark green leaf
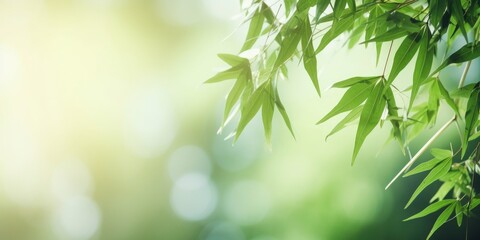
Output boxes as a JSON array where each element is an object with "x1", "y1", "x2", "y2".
[
  {"x1": 318, "y1": 82, "x2": 374, "y2": 124},
  {"x1": 352, "y1": 81, "x2": 386, "y2": 163},
  {"x1": 404, "y1": 199, "x2": 456, "y2": 221},
  {"x1": 387, "y1": 32, "x2": 422, "y2": 86},
  {"x1": 447, "y1": 0, "x2": 468, "y2": 42},
  {"x1": 431, "y1": 42, "x2": 480, "y2": 76},
  {"x1": 406, "y1": 157, "x2": 452, "y2": 208},
  {"x1": 410, "y1": 29, "x2": 433, "y2": 110},
  {"x1": 332, "y1": 76, "x2": 381, "y2": 88},
  {"x1": 462, "y1": 86, "x2": 480, "y2": 157},
  {"x1": 301, "y1": 15, "x2": 321, "y2": 96},
  {"x1": 429, "y1": 0, "x2": 447, "y2": 27},
  {"x1": 427, "y1": 203, "x2": 455, "y2": 239},
  {"x1": 316, "y1": 13, "x2": 355, "y2": 53}
]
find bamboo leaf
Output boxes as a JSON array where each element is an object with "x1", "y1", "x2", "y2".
[
  {"x1": 326, "y1": 105, "x2": 363, "y2": 140},
  {"x1": 362, "y1": 27, "x2": 409, "y2": 44},
  {"x1": 430, "y1": 181, "x2": 455, "y2": 202},
  {"x1": 431, "y1": 42, "x2": 480, "y2": 76},
  {"x1": 406, "y1": 157, "x2": 452, "y2": 208},
  {"x1": 262, "y1": 84, "x2": 275, "y2": 144},
  {"x1": 387, "y1": 32, "x2": 422, "y2": 86},
  {"x1": 332, "y1": 76, "x2": 381, "y2": 88},
  {"x1": 318, "y1": 82, "x2": 373, "y2": 124},
  {"x1": 301, "y1": 15, "x2": 321, "y2": 96},
  {"x1": 455, "y1": 201, "x2": 463, "y2": 227},
  {"x1": 447, "y1": 0, "x2": 468, "y2": 42},
  {"x1": 429, "y1": 0, "x2": 447, "y2": 27},
  {"x1": 205, "y1": 67, "x2": 243, "y2": 83},
  {"x1": 241, "y1": 8, "x2": 265, "y2": 51},
  {"x1": 427, "y1": 203, "x2": 455, "y2": 240},
  {"x1": 462, "y1": 85, "x2": 480, "y2": 157},
  {"x1": 316, "y1": 13, "x2": 355, "y2": 53},
  {"x1": 410, "y1": 29, "x2": 433, "y2": 110},
  {"x1": 404, "y1": 157, "x2": 446, "y2": 177},
  {"x1": 437, "y1": 80, "x2": 460, "y2": 116},
  {"x1": 315, "y1": 0, "x2": 330, "y2": 22},
  {"x1": 218, "y1": 53, "x2": 248, "y2": 66},
  {"x1": 352, "y1": 81, "x2": 386, "y2": 163},
  {"x1": 275, "y1": 88, "x2": 295, "y2": 138},
  {"x1": 274, "y1": 15, "x2": 303, "y2": 69},
  {"x1": 404, "y1": 199, "x2": 456, "y2": 221},
  {"x1": 296, "y1": 0, "x2": 316, "y2": 12},
  {"x1": 431, "y1": 148, "x2": 453, "y2": 160},
  {"x1": 235, "y1": 83, "x2": 266, "y2": 141},
  {"x1": 224, "y1": 75, "x2": 246, "y2": 122}
]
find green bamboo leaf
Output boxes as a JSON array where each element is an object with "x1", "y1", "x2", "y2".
[
  {"x1": 431, "y1": 181, "x2": 455, "y2": 202},
  {"x1": 429, "y1": 0, "x2": 447, "y2": 27},
  {"x1": 326, "y1": 105, "x2": 363, "y2": 140},
  {"x1": 296, "y1": 0, "x2": 316, "y2": 12},
  {"x1": 468, "y1": 131, "x2": 480, "y2": 141},
  {"x1": 384, "y1": 86, "x2": 401, "y2": 142},
  {"x1": 333, "y1": 0, "x2": 347, "y2": 20},
  {"x1": 387, "y1": 32, "x2": 422, "y2": 86},
  {"x1": 332, "y1": 76, "x2": 381, "y2": 88},
  {"x1": 470, "y1": 198, "x2": 480, "y2": 209},
  {"x1": 404, "y1": 157, "x2": 446, "y2": 177},
  {"x1": 224, "y1": 75, "x2": 246, "y2": 122},
  {"x1": 431, "y1": 148, "x2": 453, "y2": 160},
  {"x1": 241, "y1": 8, "x2": 265, "y2": 52},
  {"x1": 318, "y1": 82, "x2": 374, "y2": 124},
  {"x1": 455, "y1": 201, "x2": 463, "y2": 227},
  {"x1": 431, "y1": 42, "x2": 480, "y2": 76},
  {"x1": 427, "y1": 203, "x2": 455, "y2": 240},
  {"x1": 404, "y1": 199, "x2": 456, "y2": 221},
  {"x1": 284, "y1": 0, "x2": 296, "y2": 16},
  {"x1": 362, "y1": 27, "x2": 410, "y2": 44},
  {"x1": 218, "y1": 53, "x2": 248, "y2": 66},
  {"x1": 364, "y1": 5, "x2": 382, "y2": 44},
  {"x1": 406, "y1": 157, "x2": 452, "y2": 208},
  {"x1": 410, "y1": 29, "x2": 433, "y2": 111},
  {"x1": 275, "y1": 87, "x2": 295, "y2": 139},
  {"x1": 274, "y1": 16, "x2": 303, "y2": 69},
  {"x1": 314, "y1": 0, "x2": 330, "y2": 22},
  {"x1": 316, "y1": 14, "x2": 355, "y2": 53},
  {"x1": 205, "y1": 67, "x2": 243, "y2": 83},
  {"x1": 346, "y1": 0, "x2": 356, "y2": 13},
  {"x1": 437, "y1": 80, "x2": 460, "y2": 116},
  {"x1": 301, "y1": 15, "x2": 321, "y2": 96},
  {"x1": 262, "y1": 84, "x2": 275, "y2": 144},
  {"x1": 235, "y1": 83, "x2": 266, "y2": 141},
  {"x1": 447, "y1": 0, "x2": 468, "y2": 42},
  {"x1": 352, "y1": 81, "x2": 386, "y2": 164},
  {"x1": 462, "y1": 85, "x2": 480, "y2": 157}
]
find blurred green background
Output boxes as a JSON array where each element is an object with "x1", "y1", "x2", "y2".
[{"x1": 0, "y1": 0, "x2": 478, "y2": 239}]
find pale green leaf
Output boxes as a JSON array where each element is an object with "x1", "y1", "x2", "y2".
[
  {"x1": 431, "y1": 148, "x2": 453, "y2": 160},
  {"x1": 241, "y1": 8, "x2": 265, "y2": 51},
  {"x1": 235, "y1": 83, "x2": 266, "y2": 141},
  {"x1": 275, "y1": 88, "x2": 295, "y2": 139},
  {"x1": 332, "y1": 76, "x2": 381, "y2": 88},
  {"x1": 301, "y1": 15, "x2": 321, "y2": 96},
  {"x1": 205, "y1": 67, "x2": 243, "y2": 83}
]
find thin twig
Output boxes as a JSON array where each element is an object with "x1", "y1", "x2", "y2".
[{"x1": 385, "y1": 116, "x2": 456, "y2": 189}]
